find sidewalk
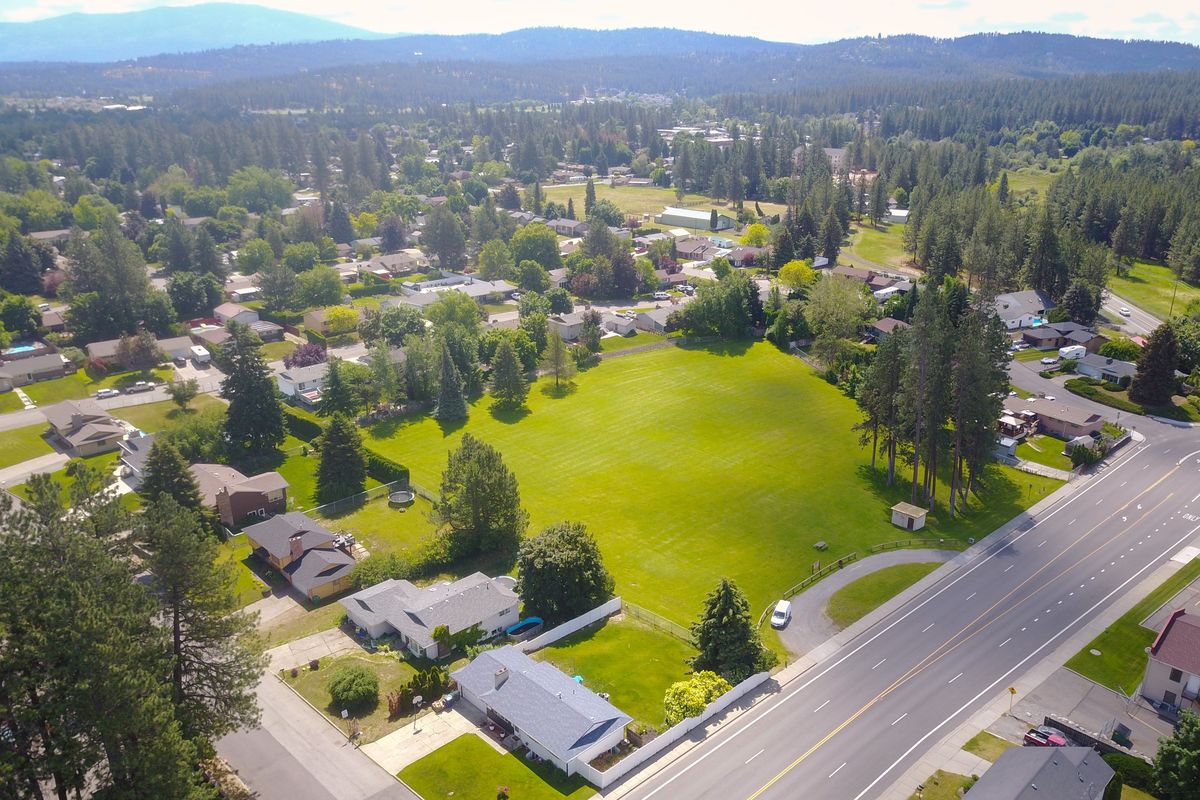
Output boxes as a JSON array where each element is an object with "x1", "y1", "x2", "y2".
[{"x1": 267, "y1": 628, "x2": 361, "y2": 672}]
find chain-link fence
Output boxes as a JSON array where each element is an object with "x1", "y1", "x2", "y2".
[
  {"x1": 305, "y1": 480, "x2": 406, "y2": 517},
  {"x1": 623, "y1": 601, "x2": 692, "y2": 644}
]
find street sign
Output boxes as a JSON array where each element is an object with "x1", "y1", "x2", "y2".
[{"x1": 1008, "y1": 687, "x2": 1016, "y2": 694}]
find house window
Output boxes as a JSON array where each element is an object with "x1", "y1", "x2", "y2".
[{"x1": 1171, "y1": 668, "x2": 1184, "y2": 683}]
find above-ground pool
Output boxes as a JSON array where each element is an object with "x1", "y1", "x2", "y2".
[
  {"x1": 506, "y1": 618, "x2": 544, "y2": 641},
  {"x1": 388, "y1": 489, "x2": 415, "y2": 508}
]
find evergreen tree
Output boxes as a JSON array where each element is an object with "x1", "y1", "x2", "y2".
[
  {"x1": 1060, "y1": 279, "x2": 1101, "y2": 325},
  {"x1": 996, "y1": 172, "x2": 1010, "y2": 205},
  {"x1": 490, "y1": 337, "x2": 528, "y2": 410},
  {"x1": 368, "y1": 340, "x2": 400, "y2": 404},
  {"x1": 317, "y1": 357, "x2": 358, "y2": 417},
  {"x1": 436, "y1": 433, "x2": 528, "y2": 558},
  {"x1": 690, "y1": 578, "x2": 775, "y2": 683},
  {"x1": 191, "y1": 226, "x2": 221, "y2": 277},
  {"x1": 566, "y1": 196, "x2": 576, "y2": 220},
  {"x1": 139, "y1": 438, "x2": 203, "y2": 513},
  {"x1": 435, "y1": 340, "x2": 468, "y2": 421},
  {"x1": 1, "y1": 233, "x2": 43, "y2": 295},
  {"x1": 1130, "y1": 323, "x2": 1180, "y2": 406},
  {"x1": 316, "y1": 414, "x2": 366, "y2": 504},
  {"x1": 541, "y1": 332, "x2": 576, "y2": 391},
  {"x1": 221, "y1": 322, "x2": 285, "y2": 458},
  {"x1": 584, "y1": 179, "x2": 596, "y2": 215},
  {"x1": 425, "y1": 204, "x2": 467, "y2": 268},
  {"x1": 140, "y1": 497, "x2": 264, "y2": 741},
  {"x1": 856, "y1": 328, "x2": 908, "y2": 484},
  {"x1": 515, "y1": 521, "x2": 614, "y2": 623},
  {"x1": 258, "y1": 258, "x2": 300, "y2": 311},
  {"x1": 820, "y1": 205, "x2": 843, "y2": 262},
  {"x1": 163, "y1": 219, "x2": 193, "y2": 272},
  {"x1": 327, "y1": 201, "x2": 354, "y2": 244},
  {"x1": 1023, "y1": 205, "x2": 1069, "y2": 299},
  {"x1": 709, "y1": 209, "x2": 719, "y2": 231}
]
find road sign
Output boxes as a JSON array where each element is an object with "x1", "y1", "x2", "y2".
[{"x1": 1009, "y1": 687, "x2": 1016, "y2": 694}]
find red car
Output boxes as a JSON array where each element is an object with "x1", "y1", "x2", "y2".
[{"x1": 1023, "y1": 727, "x2": 1068, "y2": 747}]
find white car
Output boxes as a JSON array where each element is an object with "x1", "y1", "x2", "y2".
[
  {"x1": 1040, "y1": 357, "x2": 1058, "y2": 365},
  {"x1": 95, "y1": 388, "x2": 120, "y2": 399},
  {"x1": 1119, "y1": 307, "x2": 1132, "y2": 317},
  {"x1": 653, "y1": 291, "x2": 670, "y2": 300},
  {"x1": 770, "y1": 600, "x2": 792, "y2": 628},
  {"x1": 1044, "y1": 395, "x2": 1057, "y2": 401}
]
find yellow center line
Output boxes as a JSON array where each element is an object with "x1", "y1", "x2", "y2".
[{"x1": 745, "y1": 471, "x2": 1177, "y2": 800}]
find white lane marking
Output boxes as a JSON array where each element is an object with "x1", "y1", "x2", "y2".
[
  {"x1": 999, "y1": 637, "x2": 1012, "y2": 648},
  {"x1": 872, "y1": 658, "x2": 887, "y2": 670},
  {"x1": 1097, "y1": 499, "x2": 1105, "y2": 504},
  {"x1": 1069, "y1": 518, "x2": 1077, "y2": 525},
  {"x1": 1120, "y1": 482, "x2": 1127, "y2": 487},
  {"x1": 1177, "y1": 449, "x2": 1200, "y2": 466},
  {"x1": 1004, "y1": 565, "x2": 1015, "y2": 573},
  {"x1": 1144, "y1": 464, "x2": 1150, "y2": 470},
  {"x1": 891, "y1": 713, "x2": 908, "y2": 726},
  {"x1": 830, "y1": 762, "x2": 846, "y2": 778},
  {"x1": 814, "y1": 700, "x2": 830, "y2": 713},
  {"x1": 851, "y1": 520, "x2": 1200, "y2": 800},
  {"x1": 1192, "y1": 492, "x2": 1200, "y2": 504},
  {"x1": 922, "y1": 623, "x2": 935, "y2": 633},
  {"x1": 965, "y1": 592, "x2": 976, "y2": 601},
  {"x1": 1020, "y1": 627, "x2": 1027, "y2": 631},
  {"x1": 1038, "y1": 540, "x2": 1047, "y2": 548},
  {"x1": 637, "y1": 446, "x2": 1154, "y2": 800},
  {"x1": 746, "y1": 748, "x2": 764, "y2": 764},
  {"x1": 948, "y1": 672, "x2": 963, "y2": 684}
]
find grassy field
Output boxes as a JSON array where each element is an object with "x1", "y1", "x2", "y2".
[
  {"x1": 259, "y1": 341, "x2": 297, "y2": 362},
  {"x1": 908, "y1": 771, "x2": 975, "y2": 800},
  {"x1": 825, "y1": 563, "x2": 942, "y2": 629},
  {"x1": 997, "y1": 168, "x2": 1059, "y2": 202},
  {"x1": 0, "y1": 392, "x2": 25, "y2": 413},
  {"x1": 1016, "y1": 434, "x2": 1073, "y2": 472},
  {"x1": 600, "y1": 332, "x2": 664, "y2": 353},
  {"x1": 532, "y1": 616, "x2": 696, "y2": 728},
  {"x1": 22, "y1": 366, "x2": 175, "y2": 406},
  {"x1": 1065, "y1": 558, "x2": 1200, "y2": 694},
  {"x1": 363, "y1": 343, "x2": 1061, "y2": 626},
  {"x1": 1108, "y1": 260, "x2": 1200, "y2": 321},
  {"x1": 963, "y1": 731, "x2": 1015, "y2": 762},
  {"x1": 316, "y1": 494, "x2": 438, "y2": 556},
  {"x1": 9, "y1": 451, "x2": 140, "y2": 511},
  {"x1": 399, "y1": 734, "x2": 594, "y2": 800},
  {"x1": 111, "y1": 394, "x2": 224, "y2": 433},
  {"x1": 282, "y1": 651, "x2": 418, "y2": 744},
  {"x1": 1122, "y1": 788, "x2": 1157, "y2": 800},
  {"x1": 215, "y1": 535, "x2": 282, "y2": 608},
  {"x1": 0, "y1": 423, "x2": 53, "y2": 470},
  {"x1": 541, "y1": 183, "x2": 784, "y2": 227},
  {"x1": 847, "y1": 222, "x2": 909, "y2": 269}
]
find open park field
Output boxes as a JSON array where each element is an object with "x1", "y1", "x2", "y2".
[
  {"x1": 541, "y1": 183, "x2": 785, "y2": 228},
  {"x1": 996, "y1": 167, "x2": 1060, "y2": 202},
  {"x1": 1108, "y1": 259, "x2": 1200, "y2": 321},
  {"x1": 847, "y1": 221, "x2": 909, "y2": 270},
  {"x1": 363, "y1": 342, "x2": 1060, "y2": 626}
]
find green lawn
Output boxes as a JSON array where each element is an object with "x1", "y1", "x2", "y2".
[
  {"x1": 1016, "y1": 434, "x2": 1073, "y2": 472},
  {"x1": 908, "y1": 771, "x2": 975, "y2": 800},
  {"x1": 215, "y1": 535, "x2": 280, "y2": 608},
  {"x1": 1122, "y1": 788, "x2": 1158, "y2": 800},
  {"x1": 282, "y1": 651, "x2": 419, "y2": 744},
  {"x1": 963, "y1": 731, "x2": 1015, "y2": 762},
  {"x1": 541, "y1": 183, "x2": 785, "y2": 224},
  {"x1": 600, "y1": 332, "x2": 664, "y2": 353},
  {"x1": 9, "y1": 451, "x2": 140, "y2": 511},
  {"x1": 399, "y1": 734, "x2": 594, "y2": 800},
  {"x1": 997, "y1": 168, "x2": 1059, "y2": 202},
  {"x1": 1108, "y1": 259, "x2": 1200, "y2": 321},
  {"x1": 260, "y1": 452, "x2": 383, "y2": 511},
  {"x1": 259, "y1": 341, "x2": 297, "y2": 362},
  {"x1": 0, "y1": 391, "x2": 25, "y2": 413},
  {"x1": 261, "y1": 602, "x2": 346, "y2": 648},
  {"x1": 848, "y1": 222, "x2": 909, "y2": 269},
  {"x1": 22, "y1": 366, "x2": 175, "y2": 406},
  {"x1": 532, "y1": 616, "x2": 696, "y2": 728},
  {"x1": 363, "y1": 342, "x2": 1061, "y2": 626},
  {"x1": 1065, "y1": 558, "x2": 1200, "y2": 694},
  {"x1": 316, "y1": 493, "x2": 437, "y2": 556},
  {"x1": 111, "y1": 394, "x2": 224, "y2": 433},
  {"x1": 825, "y1": 563, "x2": 942, "y2": 629},
  {"x1": 0, "y1": 423, "x2": 53, "y2": 470},
  {"x1": 1012, "y1": 347, "x2": 1051, "y2": 362}
]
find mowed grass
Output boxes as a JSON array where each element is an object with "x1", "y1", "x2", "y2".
[
  {"x1": 997, "y1": 168, "x2": 1059, "y2": 202},
  {"x1": 541, "y1": 183, "x2": 784, "y2": 225},
  {"x1": 259, "y1": 341, "x2": 297, "y2": 362},
  {"x1": 214, "y1": 535, "x2": 279, "y2": 608},
  {"x1": 315, "y1": 494, "x2": 438, "y2": 556},
  {"x1": 1108, "y1": 259, "x2": 1200, "y2": 321},
  {"x1": 111, "y1": 394, "x2": 224, "y2": 433},
  {"x1": 963, "y1": 731, "x2": 1015, "y2": 762},
  {"x1": 0, "y1": 392, "x2": 25, "y2": 413},
  {"x1": 282, "y1": 651, "x2": 418, "y2": 744},
  {"x1": 399, "y1": 734, "x2": 594, "y2": 800},
  {"x1": 0, "y1": 423, "x2": 53, "y2": 470},
  {"x1": 10, "y1": 451, "x2": 140, "y2": 512},
  {"x1": 532, "y1": 616, "x2": 697, "y2": 728},
  {"x1": 364, "y1": 342, "x2": 1061, "y2": 625},
  {"x1": 848, "y1": 222, "x2": 909, "y2": 269},
  {"x1": 825, "y1": 562, "x2": 942, "y2": 629},
  {"x1": 1065, "y1": 557, "x2": 1200, "y2": 694},
  {"x1": 600, "y1": 332, "x2": 664, "y2": 353},
  {"x1": 22, "y1": 366, "x2": 175, "y2": 406},
  {"x1": 908, "y1": 771, "x2": 975, "y2": 800},
  {"x1": 1016, "y1": 434, "x2": 1073, "y2": 472}
]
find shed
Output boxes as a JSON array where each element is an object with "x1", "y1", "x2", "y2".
[{"x1": 890, "y1": 502, "x2": 928, "y2": 532}]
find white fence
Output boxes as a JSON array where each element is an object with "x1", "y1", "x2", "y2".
[
  {"x1": 575, "y1": 671, "x2": 772, "y2": 789},
  {"x1": 518, "y1": 597, "x2": 623, "y2": 653}
]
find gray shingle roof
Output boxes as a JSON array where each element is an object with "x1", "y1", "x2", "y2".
[
  {"x1": 0, "y1": 353, "x2": 64, "y2": 378},
  {"x1": 992, "y1": 290, "x2": 1055, "y2": 322},
  {"x1": 244, "y1": 511, "x2": 336, "y2": 560},
  {"x1": 284, "y1": 547, "x2": 355, "y2": 596},
  {"x1": 453, "y1": 645, "x2": 631, "y2": 763},
  {"x1": 965, "y1": 746, "x2": 1112, "y2": 800},
  {"x1": 118, "y1": 432, "x2": 157, "y2": 474},
  {"x1": 42, "y1": 398, "x2": 112, "y2": 433}
]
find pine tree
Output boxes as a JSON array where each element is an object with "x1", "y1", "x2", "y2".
[
  {"x1": 191, "y1": 226, "x2": 221, "y2": 277},
  {"x1": 164, "y1": 220, "x2": 192, "y2": 272},
  {"x1": 1130, "y1": 323, "x2": 1180, "y2": 407},
  {"x1": 0, "y1": 234, "x2": 43, "y2": 295},
  {"x1": 317, "y1": 357, "x2": 358, "y2": 417},
  {"x1": 221, "y1": 322, "x2": 285, "y2": 458},
  {"x1": 368, "y1": 340, "x2": 400, "y2": 404},
  {"x1": 1023, "y1": 205, "x2": 1069, "y2": 299},
  {"x1": 709, "y1": 209, "x2": 719, "y2": 231},
  {"x1": 490, "y1": 337, "x2": 528, "y2": 410},
  {"x1": 327, "y1": 201, "x2": 354, "y2": 244},
  {"x1": 820, "y1": 205, "x2": 843, "y2": 262},
  {"x1": 566, "y1": 197, "x2": 576, "y2": 220},
  {"x1": 140, "y1": 497, "x2": 264, "y2": 741},
  {"x1": 435, "y1": 340, "x2": 468, "y2": 421},
  {"x1": 541, "y1": 333, "x2": 576, "y2": 391},
  {"x1": 855, "y1": 328, "x2": 908, "y2": 483},
  {"x1": 139, "y1": 439, "x2": 203, "y2": 513},
  {"x1": 996, "y1": 172, "x2": 1010, "y2": 205},
  {"x1": 690, "y1": 578, "x2": 775, "y2": 683},
  {"x1": 584, "y1": 179, "x2": 596, "y2": 216},
  {"x1": 316, "y1": 414, "x2": 366, "y2": 503}
]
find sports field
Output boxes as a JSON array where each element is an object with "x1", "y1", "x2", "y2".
[
  {"x1": 363, "y1": 342, "x2": 1060, "y2": 625},
  {"x1": 541, "y1": 183, "x2": 785, "y2": 226}
]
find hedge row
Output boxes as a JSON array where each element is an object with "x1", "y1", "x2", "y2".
[
  {"x1": 1101, "y1": 752, "x2": 1153, "y2": 793},
  {"x1": 284, "y1": 407, "x2": 324, "y2": 442},
  {"x1": 347, "y1": 282, "x2": 394, "y2": 298},
  {"x1": 365, "y1": 450, "x2": 409, "y2": 484},
  {"x1": 257, "y1": 308, "x2": 305, "y2": 327},
  {"x1": 305, "y1": 328, "x2": 328, "y2": 346}
]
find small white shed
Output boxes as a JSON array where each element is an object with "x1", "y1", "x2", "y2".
[{"x1": 890, "y1": 502, "x2": 928, "y2": 532}]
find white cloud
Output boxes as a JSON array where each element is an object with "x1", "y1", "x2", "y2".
[{"x1": 2, "y1": 0, "x2": 1200, "y2": 45}]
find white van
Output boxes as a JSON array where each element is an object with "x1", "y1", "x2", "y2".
[
  {"x1": 770, "y1": 599, "x2": 792, "y2": 628},
  {"x1": 190, "y1": 345, "x2": 212, "y2": 364}
]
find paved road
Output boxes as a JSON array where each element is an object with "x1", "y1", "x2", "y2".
[
  {"x1": 1103, "y1": 291, "x2": 1161, "y2": 336},
  {"x1": 624, "y1": 422, "x2": 1200, "y2": 800}
]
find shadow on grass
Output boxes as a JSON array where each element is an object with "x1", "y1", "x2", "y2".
[
  {"x1": 435, "y1": 416, "x2": 469, "y2": 437},
  {"x1": 675, "y1": 338, "x2": 753, "y2": 357},
  {"x1": 539, "y1": 381, "x2": 577, "y2": 398},
  {"x1": 489, "y1": 403, "x2": 531, "y2": 424}
]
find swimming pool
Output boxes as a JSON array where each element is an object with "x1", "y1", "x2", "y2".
[{"x1": 2, "y1": 344, "x2": 39, "y2": 355}]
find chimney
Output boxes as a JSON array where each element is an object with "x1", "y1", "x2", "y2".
[
  {"x1": 289, "y1": 533, "x2": 304, "y2": 562},
  {"x1": 494, "y1": 667, "x2": 508, "y2": 690}
]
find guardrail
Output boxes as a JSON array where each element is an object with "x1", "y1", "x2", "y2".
[{"x1": 756, "y1": 552, "x2": 861, "y2": 628}]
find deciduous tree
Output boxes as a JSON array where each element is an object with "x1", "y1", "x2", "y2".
[
  {"x1": 516, "y1": 521, "x2": 614, "y2": 623},
  {"x1": 664, "y1": 671, "x2": 732, "y2": 726},
  {"x1": 436, "y1": 434, "x2": 528, "y2": 558}
]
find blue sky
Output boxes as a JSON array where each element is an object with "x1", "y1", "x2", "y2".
[{"x1": 3, "y1": 0, "x2": 1200, "y2": 45}]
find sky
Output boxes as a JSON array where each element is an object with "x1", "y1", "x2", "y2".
[{"x1": 2, "y1": 0, "x2": 1200, "y2": 46}]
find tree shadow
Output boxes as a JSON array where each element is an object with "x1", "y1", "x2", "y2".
[
  {"x1": 435, "y1": 416, "x2": 469, "y2": 437},
  {"x1": 539, "y1": 381, "x2": 578, "y2": 398},
  {"x1": 488, "y1": 403, "x2": 531, "y2": 424},
  {"x1": 675, "y1": 338, "x2": 754, "y2": 357},
  {"x1": 364, "y1": 411, "x2": 433, "y2": 441}
]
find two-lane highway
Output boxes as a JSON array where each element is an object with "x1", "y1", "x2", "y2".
[{"x1": 625, "y1": 425, "x2": 1200, "y2": 800}]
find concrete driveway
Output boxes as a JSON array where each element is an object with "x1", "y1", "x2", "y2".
[{"x1": 361, "y1": 703, "x2": 503, "y2": 776}]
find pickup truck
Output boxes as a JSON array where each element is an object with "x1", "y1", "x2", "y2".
[{"x1": 124, "y1": 381, "x2": 157, "y2": 394}]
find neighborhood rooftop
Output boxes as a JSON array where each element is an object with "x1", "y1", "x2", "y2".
[{"x1": 1151, "y1": 609, "x2": 1200, "y2": 674}]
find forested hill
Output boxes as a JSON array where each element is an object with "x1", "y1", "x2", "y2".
[{"x1": 2, "y1": 29, "x2": 1200, "y2": 100}]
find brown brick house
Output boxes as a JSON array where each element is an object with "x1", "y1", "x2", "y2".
[
  {"x1": 189, "y1": 463, "x2": 289, "y2": 526},
  {"x1": 243, "y1": 512, "x2": 355, "y2": 601}
]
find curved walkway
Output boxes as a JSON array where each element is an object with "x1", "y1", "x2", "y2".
[{"x1": 777, "y1": 548, "x2": 962, "y2": 657}]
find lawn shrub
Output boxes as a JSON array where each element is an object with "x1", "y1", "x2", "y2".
[
  {"x1": 347, "y1": 282, "x2": 393, "y2": 298},
  {"x1": 1102, "y1": 752, "x2": 1153, "y2": 792},
  {"x1": 327, "y1": 664, "x2": 378, "y2": 710},
  {"x1": 284, "y1": 407, "x2": 324, "y2": 442},
  {"x1": 306, "y1": 328, "x2": 328, "y2": 346},
  {"x1": 364, "y1": 451, "x2": 409, "y2": 484}
]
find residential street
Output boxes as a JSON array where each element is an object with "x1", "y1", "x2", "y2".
[{"x1": 1102, "y1": 291, "x2": 1161, "y2": 337}]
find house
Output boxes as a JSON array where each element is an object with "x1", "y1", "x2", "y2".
[
  {"x1": 868, "y1": 317, "x2": 911, "y2": 342},
  {"x1": 227, "y1": 286, "x2": 261, "y2": 303},
  {"x1": 86, "y1": 338, "x2": 121, "y2": 362},
  {"x1": 353, "y1": 236, "x2": 383, "y2": 251},
  {"x1": 214, "y1": 302, "x2": 259, "y2": 326},
  {"x1": 656, "y1": 206, "x2": 735, "y2": 231},
  {"x1": 1143, "y1": 609, "x2": 1200, "y2": 711},
  {"x1": 453, "y1": 645, "x2": 632, "y2": 776},
  {"x1": 28, "y1": 228, "x2": 72, "y2": 244},
  {"x1": 831, "y1": 264, "x2": 873, "y2": 284},
  {"x1": 890, "y1": 502, "x2": 927, "y2": 532},
  {"x1": 636, "y1": 307, "x2": 674, "y2": 334},
  {"x1": 887, "y1": 209, "x2": 910, "y2": 224},
  {"x1": 997, "y1": 414, "x2": 1030, "y2": 439},
  {"x1": 728, "y1": 246, "x2": 767, "y2": 268},
  {"x1": 383, "y1": 292, "x2": 443, "y2": 313},
  {"x1": 157, "y1": 335, "x2": 194, "y2": 361},
  {"x1": 340, "y1": 572, "x2": 519, "y2": 658},
  {"x1": 964, "y1": 746, "x2": 1113, "y2": 800},
  {"x1": 546, "y1": 218, "x2": 588, "y2": 237},
  {"x1": 548, "y1": 312, "x2": 587, "y2": 341},
  {"x1": 303, "y1": 307, "x2": 359, "y2": 336},
  {"x1": 0, "y1": 353, "x2": 68, "y2": 390},
  {"x1": 991, "y1": 290, "x2": 1055, "y2": 330},
  {"x1": 190, "y1": 463, "x2": 289, "y2": 526},
  {"x1": 1021, "y1": 322, "x2": 1106, "y2": 353},
  {"x1": 601, "y1": 312, "x2": 637, "y2": 336},
  {"x1": 453, "y1": 279, "x2": 516, "y2": 302},
  {"x1": 674, "y1": 237, "x2": 719, "y2": 261},
  {"x1": 547, "y1": 267, "x2": 570, "y2": 289},
  {"x1": 192, "y1": 327, "x2": 231, "y2": 348},
  {"x1": 40, "y1": 309, "x2": 66, "y2": 332},
  {"x1": 249, "y1": 320, "x2": 285, "y2": 342},
  {"x1": 1075, "y1": 354, "x2": 1137, "y2": 385},
  {"x1": 243, "y1": 512, "x2": 354, "y2": 601},
  {"x1": 1021, "y1": 398, "x2": 1104, "y2": 438},
  {"x1": 335, "y1": 264, "x2": 360, "y2": 284},
  {"x1": 823, "y1": 147, "x2": 847, "y2": 171},
  {"x1": 276, "y1": 362, "x2": 328, "y2": 404},
  {"x1": 42, "y1": 399, "x2": 126, "y2": 456},
  {"x1": 117, "y1": 431, "x2": 157, "y2": 484}
]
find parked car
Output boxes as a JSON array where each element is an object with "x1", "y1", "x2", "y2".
[
  {"x1": 770, "y1": 599, "x2": 792, "y2": 628},
  {"x1": 1044, "y1": 395, "x2": 1056, "y2": 401},
  {"x1": 1040, "y1": 357, "x2": 1059, "y2": 365},
  {"x1": 1023, "y1": 726, "x2": 1069, "y2": 747},
  {"x1": 124, "y1": 381, "x2": 156, "y2": 394},
  {"x1": 37, "y1": 302, "x2": 50, "y2": 312},
  {"x1": 653, "y1": 291, "x2": 670, "y2": 300},
  {"x1": 95, "y1": 388, "x2": 120, "y2": 399},
  {"x1": 1119, "y1": 307, "x2": 1132, "y2": 317}
]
